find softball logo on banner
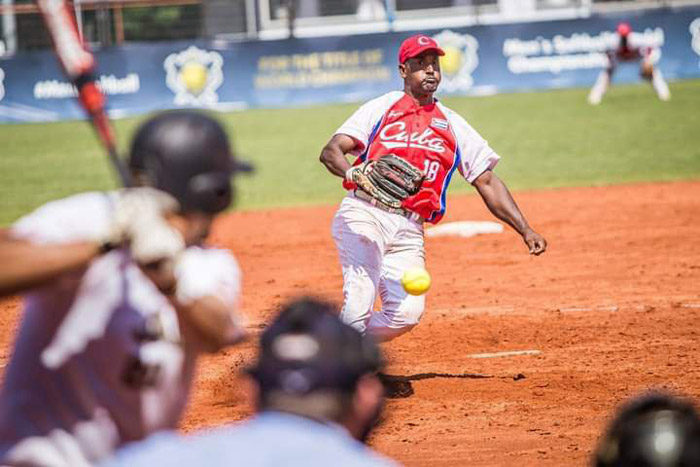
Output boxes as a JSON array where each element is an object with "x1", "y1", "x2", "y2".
[
  {"x1": 691, "y1": 18, "x2": 700, "y2": 66},
  {"x1": 164, "y1": 46, "x2": 224, "y2": 106},
  {"x1": 432, "y1": 30, "x2": 479, "y2": 93}
]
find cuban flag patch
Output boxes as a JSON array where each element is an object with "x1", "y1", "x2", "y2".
[{"x1": 431, "y1": 117, "x2": 449, "y2": 131}]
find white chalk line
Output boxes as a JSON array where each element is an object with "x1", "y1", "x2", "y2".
[
  {"x1": 468, "y1": 349, "x2": 541, "y2": 359},
  {"x1": 558, "y1": 305, "x2": 619, "y2": 313}
]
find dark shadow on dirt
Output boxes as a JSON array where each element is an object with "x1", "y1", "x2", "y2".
[{"x1": 379, "y1": 372, "x2": 498, "y2": 399}]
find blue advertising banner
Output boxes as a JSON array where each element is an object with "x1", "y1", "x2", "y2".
[{"x1": 0, "y1": 5, "x2": 699, "y2": 122}]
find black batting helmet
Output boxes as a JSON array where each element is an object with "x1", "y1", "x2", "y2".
[
  {"x1": 128, "y1": 110, "x2": 252, "y2": 213},
  {"x1": 595, "y1": 393, "x2": 700, "y2": 467}
]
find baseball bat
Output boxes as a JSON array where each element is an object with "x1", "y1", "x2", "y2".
[{"x1": 37, "y1": 0, "x2": 132, "y2": 187}]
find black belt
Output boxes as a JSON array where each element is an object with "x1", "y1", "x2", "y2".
[{"x1": 352, "y1": 190, "x2": 424, "y2": 223}]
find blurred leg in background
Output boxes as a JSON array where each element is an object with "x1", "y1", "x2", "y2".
[{"x1": 588, "y1": 69, "x2": 611, "y2": 105}]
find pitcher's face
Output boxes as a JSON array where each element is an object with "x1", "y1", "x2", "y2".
[{"x1": 400, "y1": 51, "x2": 441, "y2": 96}]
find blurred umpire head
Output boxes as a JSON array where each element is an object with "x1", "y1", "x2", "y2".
[
  {"x1": 247, "y1": 297, "x2": 384, "y2": 442},
  {"x1": 128, "y1": 110, "x2": 253, "y2": 245},
  {"x1": 595, "y1": 393, "x2": 700, "y2": 467}
]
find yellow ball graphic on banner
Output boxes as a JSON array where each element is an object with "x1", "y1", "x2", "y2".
[
  {"x1": 440, "y1": 46, "x2": 463, "y2": 76},
  {"x1": 401, "y1": 268, "x2": 432, "y2": 296},
  {"x1": 180, "y1": 62, "x2": 208, "y2": 94}
]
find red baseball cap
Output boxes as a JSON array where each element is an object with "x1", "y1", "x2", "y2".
[
  {"x1": 398, "y1": 34, "x2": 445, "y2": 64},
  {"x1": 617, "y1": 22, "x2": 632, "y2": 37}
]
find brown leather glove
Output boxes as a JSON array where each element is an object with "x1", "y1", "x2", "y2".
[{"x1": 346, "y1": 155, "x2": 424, "y2": 208}]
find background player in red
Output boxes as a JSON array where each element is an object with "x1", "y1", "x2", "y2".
[
  {"x1": 588, "y1": 22, "x2": 671, "y2": 104},
  {"x1": 319, "y1": 34, "x2": 547, "y2": 345}
]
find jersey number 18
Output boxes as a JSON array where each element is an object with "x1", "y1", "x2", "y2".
[{"x1": 423, "y1": 160, "x2": 440, "y2": 182}]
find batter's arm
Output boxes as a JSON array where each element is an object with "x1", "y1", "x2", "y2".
[
  {"x1": 0, "y1": 229, "x2": 103, "y2": 297},
  {"x1": 319, "y1": 134, "x2": 359, "y2": 178},
  {"x1": 141, "y1": 251, "x2": 246, "y2": 354},
  {"x1": 472, "y1": 170, "x2": 547, "y2": 255},
  {"x1": 170, "y1": 296, "x2": 246, "y2": 353},
  {"x1": 140, "y1": 264, "x2": 245, "y2": 353}
]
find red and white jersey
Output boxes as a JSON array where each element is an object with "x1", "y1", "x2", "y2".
[{"x1": 336, "y1": 91, "x2": 500, "y2": 224}]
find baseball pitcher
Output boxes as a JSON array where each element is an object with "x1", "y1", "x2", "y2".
[
  {"x1": 0, "y1": 111, "x2": 251, "y2": 466},
  {"x1": 320, "y1": 34, "x2": 547, "y2": 343}
]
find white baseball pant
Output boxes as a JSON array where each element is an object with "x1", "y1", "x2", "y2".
[
  {"x1": 332, "y1": 194, "x2": 426, "y2": 342},
  {"x1": 588, "y1": 66, "x2": 671, "y2": 105}
]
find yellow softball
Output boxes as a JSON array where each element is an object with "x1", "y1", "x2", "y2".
[{"x1": 401, "y1": 267, "x2": 432, "y2": 296}]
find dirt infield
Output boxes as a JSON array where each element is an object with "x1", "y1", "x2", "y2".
[{"x1": 2, "y1": 181, "x2": 700, "y2": 465}]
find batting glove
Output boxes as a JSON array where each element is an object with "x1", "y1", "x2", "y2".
[{"x1": 107, "y1": 188, "x2": 185, "y2": 265}]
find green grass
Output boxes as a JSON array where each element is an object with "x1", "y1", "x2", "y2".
[{"x1": 1, "y1": 80, "x2": 699, "y2": 226}]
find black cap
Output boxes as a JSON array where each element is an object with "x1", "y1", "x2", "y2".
[
  {"x1": 595, "y1": 393, "x2": 700, "y2": 467},
  {"x1": 248, "y1": 298, "x2": 383, "y2": 395}
]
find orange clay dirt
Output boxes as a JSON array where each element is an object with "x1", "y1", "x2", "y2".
[{"x1": 1, "y1": 181, "x2": 699, "y2": 466}]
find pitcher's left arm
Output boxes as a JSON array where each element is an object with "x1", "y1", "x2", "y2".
[{"x1": 472, "y1": 170, "x2": 547, "y2": 256}]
